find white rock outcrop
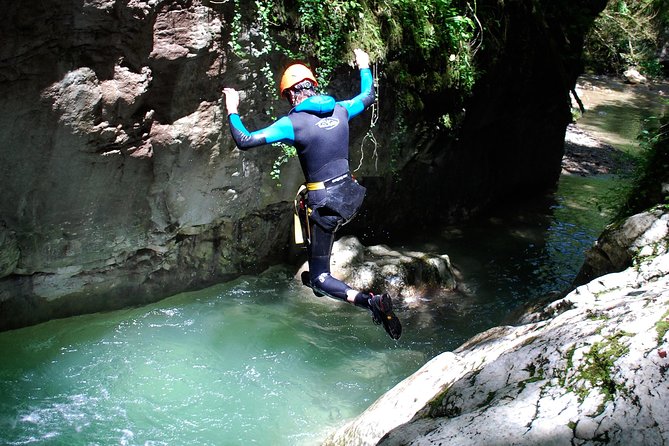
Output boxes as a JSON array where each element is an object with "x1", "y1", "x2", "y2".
[
  {"x1": 623, "y1": 67, "x2": 647, "y2": 84},
  {"x1": 324, "y1": 210, "x2": 669, "y2": 446}
]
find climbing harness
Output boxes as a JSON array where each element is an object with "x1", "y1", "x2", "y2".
[
  {"x1": 292, "y1": 173, "x2": 366, "y2": 245},
  {"x1": 306, "y1": 172, "x2": 349, "y2": 191},
  {"x1": 293, "y1": 184, "x2": 310, "y2": 245}
]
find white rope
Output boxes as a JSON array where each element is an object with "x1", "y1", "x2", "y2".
[{"x1": 354, "y1": 62, "x2": 380, "y2": 173}]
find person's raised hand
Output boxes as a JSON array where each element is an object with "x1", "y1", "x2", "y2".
[
  {"x1": 223, "y1": 88, "x2": 240, "y2": 115},
  {"x1": 353, "y1": 49, "x2": 370, "y2": 69}
]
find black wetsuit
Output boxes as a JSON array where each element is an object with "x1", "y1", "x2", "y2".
[{"x1": 228, "y1": 68, "x2": 375, "y2": 300}]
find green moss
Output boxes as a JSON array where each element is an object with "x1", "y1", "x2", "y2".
[
  {"x1": 518, "y1": 358, "x2": 548, "y2": 391},
  {"x1": 427, "y1": 386, "x2": 450, "y2": 416},
  {"x1": 564, "y1": 345, "x2": 576, "y2": 381},
  {"x1": 585, "y1": 309, "x2": 609, "y2": 321},
  {"x1": 561, "y1": 332, "x2": 632, "y2": 403},
  {"x1": 593, "y1": 286, "x2": 622, "y2": 300},
  {"x1": 656, "y1": 308, "x2": 669, "y2": 345},
  {"x1": 427, "y1": 385, "x2": 465, "y2": 418},
  {"x1": 517, "y1": 373, "x2": 545, "y2": 391},
  {"x1": 524, "y1": 362, "x2": 537, "y2": 377}
]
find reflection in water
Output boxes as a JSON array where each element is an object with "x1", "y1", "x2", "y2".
[
  {"x1": 401, "y1": 174, "x2": 618, "y2": 332},
  {"x1": 575, "y1": 75, "x2": 669, "y2": 153}
]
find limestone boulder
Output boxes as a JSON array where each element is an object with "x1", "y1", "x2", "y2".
[
  {"x1": 623, "y1": 67, "x2": 647, "y2": 84},
  {"x1": 297, "y1": 236, "x2": 456, "y2": 303},
  {"x1": 574, "y1": 208, "x2": 668, "y2": 286},
  {"x1": 324, "y1": 211, "x2": 669, "y2": 446}
]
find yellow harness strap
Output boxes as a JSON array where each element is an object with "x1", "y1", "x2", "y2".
[
  {"x1": 306, "y1": 181, "x2": 325, "y2": 191},
  {"x1": 294, "y1": 180, "x2": 329, "y2": 244}
]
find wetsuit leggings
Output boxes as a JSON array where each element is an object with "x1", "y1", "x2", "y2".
[{"x1": 307, "y1": 213, "x2": 353, "y2": 301}]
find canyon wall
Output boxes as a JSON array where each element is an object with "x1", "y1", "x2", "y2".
[{"x1": 0, "y1": 0, "x2": 606, "y2": 330}]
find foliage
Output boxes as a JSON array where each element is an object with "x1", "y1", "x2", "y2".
[
  {"x1": 229, "y1": 0, "x2": 479, "y2": 181},
  {"x1": 381, "y1": 1, "x2": 477, "y2": 87},
  {"x1": 296, "y1": 0, "x2": 363, "y2": 86},
  {"x1": 228, "y1": 0, "x2": 298, "y2": 183},
  {"x1": 584, "y1": 0, "x2": 669, "y2": 76},
  {"x1": 229, "y1": 0, "x2": 245, "y2": 56},
  {"x1": 291, "y1": 0, "x2": 478, "y2": 104},
  {"x1": 614, "y1": 110, "x2": 669, "y2": 218},
  {"x1": 270, "y1": 143, "x2": 297, "y2": 181},
  {"x1": 657, "y1": 309, "x2": 669, "y2": 345}
]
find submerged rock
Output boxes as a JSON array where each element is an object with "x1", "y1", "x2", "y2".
[
  {"x1": 324, "y1": 211, "x2": 669, "y2": 445},
  {"x1": 296, "y1": 236, "x2": 457, "y2": 303}
]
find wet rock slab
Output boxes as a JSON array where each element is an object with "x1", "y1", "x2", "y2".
[{"x1": 324, "y1": 211, "x2": 669, "y2": 446}]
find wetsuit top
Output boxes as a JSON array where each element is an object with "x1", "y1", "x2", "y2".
[{"x1": 228, "y1": 68, "x2": 375, "y2": 182}]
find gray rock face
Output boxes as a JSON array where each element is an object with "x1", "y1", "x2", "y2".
[
  {"x1": 0, "y1": 223, "x2": 20, "y2": 279},
  {"x1": 0, "y1": 0, "x2": 299, "y2": 329},
  {"x1": 324, "y1": 211, "x2": 669, "y2": 446},
  {"x1": 0, "y1": 0, "x2": 606, "y2": 330}
]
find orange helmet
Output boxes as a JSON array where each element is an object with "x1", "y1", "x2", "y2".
[{"x1": 279, "y1": 63, "x2": 318, "y2": 97}]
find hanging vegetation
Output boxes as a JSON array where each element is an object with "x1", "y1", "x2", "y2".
[{"x1": 584, "y1": 0, "x2": 669, "y2": 76}]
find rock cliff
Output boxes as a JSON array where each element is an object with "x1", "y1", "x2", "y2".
[
  {"x1": 0, "y1": 0, "x2": 607, "y2": 330},
  {"x1": 323, "y1": 209, "x2": 669, "y2": 445}
]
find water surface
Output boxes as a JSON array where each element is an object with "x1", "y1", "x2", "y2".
[
  {"x1": 575, "y1": 75, "x2": 668, "y2": 153},
  {"x1": 0, "y1": 175, "x2": 618, "y2": 446},
  {"x1": 0, "y1": 277, "x2": 427, "y2": 445},
  {"x1": 3, "y1": 75, "x2": 659, "y2": 445}
]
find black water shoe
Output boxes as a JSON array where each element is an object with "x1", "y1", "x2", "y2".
[{"x1": 369, "y1": 293, "x2": 402, "y2": 340}]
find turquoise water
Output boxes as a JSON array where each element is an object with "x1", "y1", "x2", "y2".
[
  {"x1": 0, "y1": 273, "x2": 440, "y2": 445},
  {"x1": 0, "y1": 174, "x2": 619, "y2": 446}
]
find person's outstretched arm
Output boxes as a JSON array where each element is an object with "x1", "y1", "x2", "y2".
[
  {"x1": 338, "y1": 49, "x2": 375, "y2": 120},
  {"x1": 223, "y1": 88, "x2": 294, "y2": 150}
]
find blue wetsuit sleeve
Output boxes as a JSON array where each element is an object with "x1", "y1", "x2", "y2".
[
  {"x1": 228, "y1": 114, "x2": 295, "y2": 150},
  {"x1": 337, "y1": 68, "x2": 375, "y2": 120}
]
